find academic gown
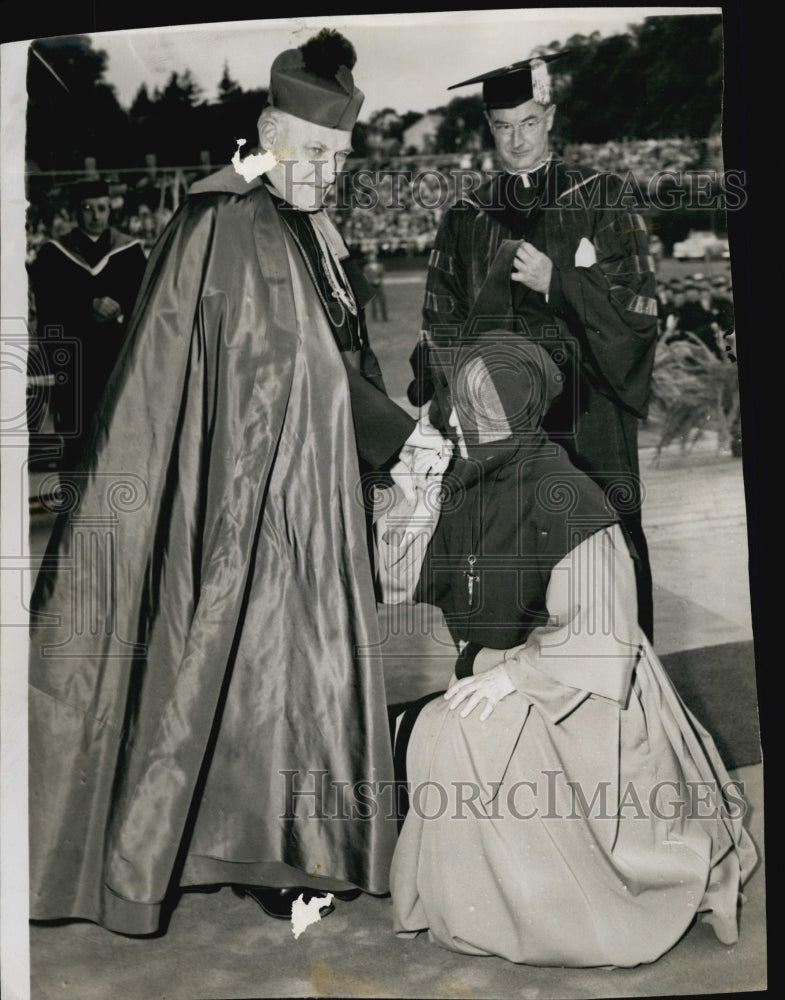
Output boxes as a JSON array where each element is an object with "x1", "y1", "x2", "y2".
[
  {"x1": 28, "y1": 226, "x2": 148, "y2": 462},
  {"x1": 410, "y1": 160, "x2": 660, "y2": 638},
  {"x1": 28, "y1": 169, "x2": 405, "y2": 935}
]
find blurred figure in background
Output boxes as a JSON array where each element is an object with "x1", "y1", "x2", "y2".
[
  {"x1": 662, "y1": 284, "x2": 686, "y2": 338},
  {"x1": 28, "y1": 179, "x2": 147, "y2": 468},
  {"x1": 676, "y1": 282, "x2": 722, "y2": 358},
  {"x1": 364, "y1": 247, "x2": 388, "y2": 321},
  {"x1": 710, "y1": 274, "x2": 735, "y2": 333}
]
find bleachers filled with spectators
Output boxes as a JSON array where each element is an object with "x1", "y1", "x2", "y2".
[
  {"x1": 559, "y1": 137, "x2": 708, "y2": 176},
  {"x1": 25, "y1": 136, "x2": 720, "y2": 265}
]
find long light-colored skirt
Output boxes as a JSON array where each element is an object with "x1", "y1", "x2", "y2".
[{"x1": 390, "y1": 641, "x2": 757, "y2": 967}]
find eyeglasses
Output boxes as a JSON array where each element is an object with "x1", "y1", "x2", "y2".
[{"x1": 490, "y1": 115, "x2": 550, "y2": 136}]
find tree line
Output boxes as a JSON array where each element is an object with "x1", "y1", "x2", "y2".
[{"x1": 26, "y1": 14, "x2": 723, "y2": 174}]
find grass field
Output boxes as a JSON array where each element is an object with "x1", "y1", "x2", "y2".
[{"x1": 364, "y1": 272, "x2": 427, "y2": 416}]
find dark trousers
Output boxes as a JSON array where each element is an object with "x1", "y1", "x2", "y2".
[{"x1": 370, "y1": 285, "x2": 388, "y2": 321}]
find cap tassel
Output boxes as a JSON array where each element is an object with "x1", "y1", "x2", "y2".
[{"x1": 530, "y1": 58, "x2": 551, "y2": 105}]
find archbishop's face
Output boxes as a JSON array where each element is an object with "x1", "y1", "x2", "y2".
[{"x1": 264, "y1": 113, "x2": 353, "y2": 211}]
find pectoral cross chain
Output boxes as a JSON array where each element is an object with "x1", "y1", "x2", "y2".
[{"x1": 464, "y1": 555, "x2": 479, "y2": 607}]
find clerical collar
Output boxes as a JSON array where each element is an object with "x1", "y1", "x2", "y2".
[
  {"x1": 496, "y1": 165, "x2": 551, "y2": 226},
  {"x1": 504, "y1": 155, "x2": 553, "y2": 189},
  {"x1": 269, "y1": 185, "x2": 360, "y2": 348}
]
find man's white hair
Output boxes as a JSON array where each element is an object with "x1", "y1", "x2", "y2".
[
  {"x1": 258, "y1": 106, "x2": 288, "y2": 131},
  {"x1": 257, "y1": 105, "x2": 293, "y2": 148}
]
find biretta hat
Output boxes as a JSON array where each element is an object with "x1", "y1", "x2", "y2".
[
  {"x1": 268, "y1": 28, "x2": 364, "y2": 130},
  {"x1": 448, "y1": 52, "x2": 564, "y2": 108}
]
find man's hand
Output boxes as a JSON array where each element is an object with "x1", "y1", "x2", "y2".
[
  {"x1": 390, "y1": 443, "x2": 449, "y2": 503},
  {"x1": 444, "y1": 664, "x2": 516, "y2": 721},
  {"x1": 391, "y1": 421, "x2": 452, "y2": 501},
  {"x1": 404, "y1": 418, "x2": 451, "y2": 457},
  {"x1": 389, "y1": 452, "x2": 417, "y2": 503},
  {"x1": 511, "y1": 241, "x2": 553, "y2": 294},
  {"x1": 92, "y1": 296, "x2": 123, "y2": 323}
]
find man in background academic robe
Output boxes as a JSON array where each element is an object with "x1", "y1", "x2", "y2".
[
  {"x1": 28, "y1": 179, "x2": 147, "y2": 468},
  {"x1": 28, "y1": 29, "x2": 448, "y2": 937}
]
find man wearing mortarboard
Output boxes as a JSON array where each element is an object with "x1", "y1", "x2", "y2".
[
  {"x1": 28, "y1": 29, "x2": 448, "y2": 937},
  {"x1": 407, "y1": 53, "x2": 659, "y2": 639},
  {"x1": 28, "y1": 178, "x2": 148, "y2": 468}
]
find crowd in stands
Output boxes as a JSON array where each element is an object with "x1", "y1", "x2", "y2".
[
  {"x1": 25, "y1": 136, "x2": 721, "y2": 266},
  {"x1": 330, "y1": 165, "x2": 461, "y2": 257},
  {"x1": 24, "y1": 139, "x2": 738, "y2": 465},
  {"x1": 559, "y1": 136, "x2": 711, "y2": 176},
  {"x1": 656, "y1": 271, "x2": 734, "y2": 355}
]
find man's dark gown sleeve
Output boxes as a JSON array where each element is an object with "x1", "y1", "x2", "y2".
[
  {"x1": 341, "y1": 257, "x2": 416, "y2": 467},
  {"x1": 544, "y1": 191, "x2": 658, "y2": 417},
  {"x1": 342, "y1": 357, "x2": 416, "y2": 468},
  {"x1": 414, "y1": 181, "x2": 658, "y2": 420}
]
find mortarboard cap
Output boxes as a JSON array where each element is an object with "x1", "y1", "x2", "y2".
[
  {"x1": 269, "y1": 28, "x2": 364, "y2": 131},
  {"x1": 68, "y1": 179, "x2": 110, "y2": 205},
  {"x1": 448, "y1": 52, "x2": 565, "y2": 108}
]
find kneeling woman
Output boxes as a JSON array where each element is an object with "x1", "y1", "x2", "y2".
[{"x1": 376, "y1": 335, "x2": 756, "y2": 968}]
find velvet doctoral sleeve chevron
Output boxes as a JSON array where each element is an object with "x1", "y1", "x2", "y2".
[{"x1": 547, "y1": 172, "x2": 659, "y2": 417}]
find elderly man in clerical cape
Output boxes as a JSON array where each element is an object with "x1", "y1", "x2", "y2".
[{"x1": 28, "y1": 29, "x2": 447, "y2": 936}]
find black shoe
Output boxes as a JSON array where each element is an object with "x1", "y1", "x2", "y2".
[
  {"x1": 331, "y1": 888, "x2": 362, "y2": 902},
  {"x1": 232, "y1": 886, "x2": 335, "y2": 920}
]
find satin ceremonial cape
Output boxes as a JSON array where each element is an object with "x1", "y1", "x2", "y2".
[{"x1": 29, "y1": 173, "x2": 397, "y2": 935}]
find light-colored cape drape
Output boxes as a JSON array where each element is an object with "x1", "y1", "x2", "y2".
[{"x1": 390, "y1": 525, "x2": 757, "y2": 967}]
